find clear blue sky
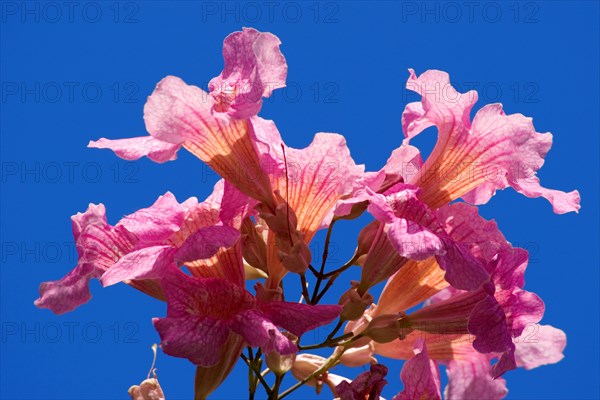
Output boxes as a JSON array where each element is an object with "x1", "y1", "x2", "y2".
[{"x1": 1, "y1": 1, "x2": 598, "y2": 399}]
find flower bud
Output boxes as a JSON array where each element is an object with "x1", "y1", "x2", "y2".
[
  {"x1": 128, "y1": 377, "x2": 165, "y2": 400},
  {"x1": 254, "y1": 282, "x2": 283, "y2": 302},
  {"x1": 339, "y1": 342, "x2": 377, "y2": 367},
  {"x1": 241, "y1": 217, "x2": 268, "y2": 273},
  {"x1": 291, "y1": 354, "x2": 349, "y2": 396},
  {"x1": 257, "y1": 191, "x2": 299, "y2": 234},
  {"x1": 129, "y1": 344, "x2": 165, "y2": 400},
  {"x1": 266, "y1": 333, "x2": 298, "y2": 374},
  {"x1": 363, "y1": 313, "x2": 405, "y2": 343},
  {"x1": 355, "y1": 221, "x2": 380, "y2": 264},
  {"x1": 339, "y1": 281, "x2": 374, "y2": 321},
  {"x1": 277, "y1": 238, "x2": 312, "y2": 274}
]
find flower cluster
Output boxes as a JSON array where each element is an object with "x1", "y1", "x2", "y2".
[{"x1": 36, "y1": 28, "x2": 579, "y2": 399}]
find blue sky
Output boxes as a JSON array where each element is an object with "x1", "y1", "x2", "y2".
[{"x1": 1, "y1": 1, "x2": 599, "y2": 399}]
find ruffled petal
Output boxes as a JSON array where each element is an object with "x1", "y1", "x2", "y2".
[
  {"x1": 160, "y1": 271, "x2": 254, "y2": 320},
  {"x1": 444, "y1": 353, "x2": 508, "y2": 400},
  {"x1": 100, "y1": 245, "x2": 177, "y2": 286},
  {"x1": 336, "y1": 364, "x2": 388, "y2": 400},
  {"x1": 152, "y1": 272, "x2": 258, "y2": 366},
  {"x1": 174, "y1": 226, "x2": 241, "y2": 263},
  {"x1": 261, "y1": 127, "x2": 365, "y2": 242},
  {"x1": 259, "y1": 301, "x2": 341, "y2": 337},
  {"x1": 364, "y1": 185, "x2": 489, "y2": 291},
  {"x1": 394, "y1": 340, "x2": 441, "y2": 400},
  {"x1": 117, "y1": 192, "x2": 186, "y2": 243},
  {"x1": 437, "y1": 202, "x2": 508, "y2": 262},
  {"x1": 144, "y1": 76, "x2": 276, "y2": 207},
  {"x1": 402, "y1": 69, "x2": 580, "y2": 213},
  {"x1": 514, "y1": 324, "x2": 566, "y2": 369},
  {"x1": 208, "y1": 28, "x2": 287, "y2": 119},
  {"x1": 468, "y1": 294, "x2": 513, "y2": 354},
  {"x1": 35, "y1": 204, "x2": 137, "y2": 314},
  {"x1": 153, "y1": 315, "x2": 230, "y2": 366},
  {"x1": 88, "y1": 136, "x2": 181, "y2": 163},
  {"x1": 230, "y1": 309, "x2": 297, "y2": 355}
]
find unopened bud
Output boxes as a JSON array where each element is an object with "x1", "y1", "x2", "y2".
[
  {"x1": 339, "y1": 342, "x2": 377, "y2": 367},
  {"x1": 266, "y1": 333, "x2": 298, "y2": 374},
  {"x1": 257, "y1": 192, "x2": 299, "y2": 234},
  {"x1": 128, "y1": 378, "x2": 165, "y2": 400},
  {"x1": 254, "y1": 282, "x2": 284, "y2": 302},
  {"x1": 129, "y1": 344, "x2": 165, "y2": 400},
  {"x1": 363, "y1": 314, "x2": 405, "y2": 343},
  {"x1": 339, "y1": 281, "x2": 374, "y2": 321},
  {"x1": 277, "y1": 239, "x2": 312, "y2": 274}
]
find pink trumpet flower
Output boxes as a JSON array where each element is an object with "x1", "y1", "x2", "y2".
[{"x1": 401, "y1": 69, "x2": 580, "y2": 213}]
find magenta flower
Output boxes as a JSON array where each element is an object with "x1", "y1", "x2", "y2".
[
  {"x1": 153, "y1": 270, "x2": 340, "y2": 366},
  {"x1": 336, "y1": 364, "x2": 389, "y2": 400},
  {"x1": 360, "y1": 184, "x2": 489, "y2": 291},
  {"x1": 394, "y1": 340, "x2": 441, "y2": 400}
]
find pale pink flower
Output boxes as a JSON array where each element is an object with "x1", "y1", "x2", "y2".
[
  {"x1": 36, "y1": 184, "x2": 251, "y2": 314},
  {"x1": 291, "y1": 354, "x2": 350, "y2": 396},
  {"x1": 89, "y1": 28, "x2": 288, "y2": 209},
  {"x1": 401, "y1": 69, "x2": 580, "y2": 213}
]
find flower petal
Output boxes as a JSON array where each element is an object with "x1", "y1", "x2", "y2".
[
  {"x1": 375, "y1": 258, "x2": 448, "y2": 316},
  {"x1": 444, "y1": 353, "x2": 508, "y2": 400},
  {"x1": 262, "y1": 129, "x2": 365, "y2": 242},
  {"x1": 336, "y1": 364, "x2": 388, "y2": 400},
  {"x1": 35, "y1": 204, "x2": 137, "y2": 314},
  {"x1": 144, "y1": 76, "x2": 276, "y2": 207},
  {"x1": 153, "y1": 315, "x2": 230, "y2": 366},
  {"x1": 514, "y1": 324, "x2": 566, "y2": 369},
  {"x1": 437, "y1": 202, "x2": 508, "y2": 262},
  {"x1": 393, "y1": 340, "x2": 441, "y2": 400},
  {"x1": 208, "y1": 28, "x2": 287, "y2": 118},
  {"x1": 365, "y1": 185, "x2": 489, "y2": 291},
  {"x1": 174, "y1": 226, "x2": 241, "y2": 263},
  {"x1": 100, "y1": 245, "x2": 177, "y2": 286},
  {"x1": 118, "y1": 192, "x2": 186, "y2": 243},
  {"x1": 230, "y1": 309, "x2": 297, "y2": 355},
  {"x1": 402, "y1": 69, "x2": 580, "y2": 213},
  {"x1": 88, "y1": 136, "x2": 181, "y2": 163},
  {"x1": 259, "y1": 301, "x2": 341, "y2": 337}
]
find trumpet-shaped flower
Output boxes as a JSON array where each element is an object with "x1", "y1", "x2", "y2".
[
  {"x1": 89, "y1": 28, "x2": 288, "y2": 209},
  {"x1": 401, "y1": 69, "x2": 580, "y2": 213},
  {"x1": 34, "y1": 203, "x2": 159, "y2": 314}
]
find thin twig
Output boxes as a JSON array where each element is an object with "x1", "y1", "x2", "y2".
[
  {"x1": 311, "y1": 220, "x2": 336, "y2": 303},
  {"x1": 300, "y1": 274, "x2": 312, "y2": 305},
  {"x1": 298, "y1": 331, "x2": 354, "y2": 351},
  {"x1": 241, "y1": 354, "x2": 271, "y2": 396},
  {"x1": 269, "y1": 374, "x2": 284, "y2": 400}
]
